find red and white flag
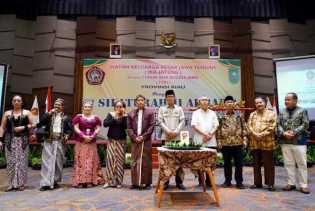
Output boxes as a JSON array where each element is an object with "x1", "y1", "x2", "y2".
[
  {"x1": 266, "y1": 96, "x2": 277, "y2": 116},
  {"x1": 45, "y1": 86, "x2": 52, "y2": 113}
]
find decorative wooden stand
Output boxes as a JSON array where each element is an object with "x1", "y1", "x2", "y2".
[{"x1": 155, "y1": 168, "x2": 220, "y2": 208}]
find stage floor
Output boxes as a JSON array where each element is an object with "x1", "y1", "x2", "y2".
[{"x1": 0, "y1": 166, "x2": 314, "y2": 211}]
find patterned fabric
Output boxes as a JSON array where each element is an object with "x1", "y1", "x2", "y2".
[
  {"x1": 217, "y1": 112, "x2": 248, "y2": 146},
  {"x1": 72, "y1": 115, "x2": 104, "y2": 186},
  {"x1": 40, "y1": 139, "x2": 64, "y2": 188},
  {"x1": 72, "y1": 141, "x2": 103, "y2": 186},
  {"x1": 5, "y1": 136, "x2": 28, "y2": 188},
  {"x1": 104, "y1": 140, "x2": 126, "y2": 186},
  {"x1": 157, "y1": 147, "x2": 216, "y2": 184},
  {"x1": 247, "y1": 109, "x2": 277, "y2": 150},
  {"x1": 277, "y1": 106, "x2": 309, "y2": 145}
]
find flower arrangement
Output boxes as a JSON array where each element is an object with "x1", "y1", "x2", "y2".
[{"x1": 164, "y1": 140, "x2": 202, "y2": 150}]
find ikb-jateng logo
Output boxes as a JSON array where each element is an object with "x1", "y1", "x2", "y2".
[{"x1": 86, "y1": 66, "x2": 105, "y2": 85}]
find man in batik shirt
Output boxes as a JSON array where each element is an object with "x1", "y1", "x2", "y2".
[
  {"x1": 217, "y1": 96, "x2": 247, "y2": 189},
  {"x1": 278, "y1": 93, "x2": 310, "y2": 194},
  {"x1": 247, "y1": 97, "x2": 277, "y2": 191}
]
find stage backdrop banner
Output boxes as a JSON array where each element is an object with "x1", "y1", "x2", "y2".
[{"x1": 83, "y1": 59, "x2": 241, "y2": 139}]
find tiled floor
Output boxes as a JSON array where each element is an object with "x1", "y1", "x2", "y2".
[{"x1": 0, "y1": 166, "x2": 314, "y2": 211}]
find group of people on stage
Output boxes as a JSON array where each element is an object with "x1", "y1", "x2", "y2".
[{"x1": 0, "y1": 90, "x2": 310, "y2": 194}]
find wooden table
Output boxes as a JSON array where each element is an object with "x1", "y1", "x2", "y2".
[{"x1": 155, "y1": 147, "x2": 220, "y2": 208}]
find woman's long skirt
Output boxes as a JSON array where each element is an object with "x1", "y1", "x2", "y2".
[
  {"x1": 104, "y1": 140, "x2": 126, "y2": 186},
  {"x1": 5, "y1": 136, "x2": 29, "y2": 189}
]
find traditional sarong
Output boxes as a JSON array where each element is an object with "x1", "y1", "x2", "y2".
[
  {"x1": 5, "y1": 136, "x2": 28, "y2": 189},
  {"x1": 72, "y1": 141, "x2": 102, "y2": 186},
  {"x1": 40, "y1": 139, "x2": 65, "y2": 188},
  {"x1": 104, "y1": 140, "x2": 126, "y2": 186}
]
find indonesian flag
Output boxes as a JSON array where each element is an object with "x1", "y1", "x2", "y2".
[{"x1": 45, "y1": 86, "x2": 52, "y2": 113}]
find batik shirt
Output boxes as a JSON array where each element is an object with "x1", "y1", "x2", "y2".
[
  {"x1": 217, "y1": 112, "x2": 248, "y2": 146},
  {"x1": 247, "y1": 109, "x2": 277, "y2": 150},
  {"x1": 277, "y1": 106, "x2": 309, "y2": 145}
]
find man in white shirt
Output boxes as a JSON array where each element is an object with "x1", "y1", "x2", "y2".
[
  {"x1": 191, "y1": 96, "x2": 219, "y2": 147},
  {"x1": 158, "y1": 90, "x2": 186, "y2": 190},
  {"x1": 191, "y1": 96, "x2": 219, "y2": 186}
]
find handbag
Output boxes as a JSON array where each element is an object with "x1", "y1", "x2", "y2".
[{"x1": 35, "y1": 127, "x2": 49, "y2": 143}]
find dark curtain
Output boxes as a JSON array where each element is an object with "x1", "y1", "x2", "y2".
[{"x1": 2, "y1": 0, "x2": 314, "y2": 20}]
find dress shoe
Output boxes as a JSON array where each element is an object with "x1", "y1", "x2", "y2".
[
  {"x1": 267, "y1": 185, "x2": 276, "y2": 191},
  {"x1": 129, "y1": 185, "x2": 139, "y2": 189},
  {"x1": 206, "y1": 182, "x2": 212, "y2": 188},
  {"x1": 39, "y1": 186, "x2": 51, "y2": 191},
  {"x1": 17, "y1": 186, "x2": 25, "y2": 191},
  {"x1": 236, "y1": 184, "x2": 245, "y2": 189},
  {"x1": 221, "y1": 182, "x2": 232, "y2": 188},
  {"x1": 54, "y1": 183, "x2": 60, "y2": 189},
  {"x1": 300, "y1": 187, "x2": 310, "y2": 194},
  {"x1": 282, "y1": 185, "x2": 296, "y2": 191},
  {"x1": 176, "y1": 184, "x2": 186, "y2": 190},
  {"x1": 250, "y1": 184, "x2": 263, "y2": 189},
  {"x1": 5, "y1": 187, "x2": 16, "y2": 192},
  {"x1": 143, "y1": 184, "x2": 151, "y2": 190}
]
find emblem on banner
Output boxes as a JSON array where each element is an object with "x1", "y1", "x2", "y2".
[
  {"x1": 86, "y1": 66, "x2": 105, "y2": 85},
  {"x1": 160, "y1": 33, "x2": 177, "y2": 48},
  {"x1": 228, "y1": 68, "x2": 240, "y2": 84}
]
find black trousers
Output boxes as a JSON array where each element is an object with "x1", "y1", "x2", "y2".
[
  {"x1": 221, "y1": 145, "x2": 243, "y2": 185},
  {"x1": 165, "y1": 169, "x2": 183, "y2": 186},
  {"x1": 251, "y1": 149, "x2": 275, "y2": 186},
  {"x1": 198, "y1": 170, "x2": 211, "y2": 187}
]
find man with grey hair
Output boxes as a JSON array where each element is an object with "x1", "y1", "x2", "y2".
[
  {"x1": 191, "y1": 96, "x2": 219, "y2": 187},
  {"x1": 36, "y1": 98, "x2": 72, "y2": 191},
  {"x1": 191, "y1": 96, "x2": 219, "y2": 148}
]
